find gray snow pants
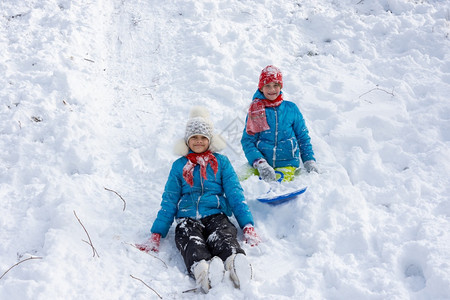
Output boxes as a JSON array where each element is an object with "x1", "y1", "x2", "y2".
[{"x1": 175, "y1": 213, "x2": 245, "y2": 275}]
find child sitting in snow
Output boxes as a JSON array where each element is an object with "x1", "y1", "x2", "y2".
[
  {"x1": 241, "y1": 65, "x2": 318, "y2": 182},
  {"x1": 137, "y1": 106, "x2": 261, "y2": 293}
]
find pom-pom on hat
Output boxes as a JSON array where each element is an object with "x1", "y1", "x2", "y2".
[
  {"x1": 258, "y1": 65, "x2": 283, "y2": 90},
  {"x1": 173, "y1": 106, "x2": 227, "y2": 156}
]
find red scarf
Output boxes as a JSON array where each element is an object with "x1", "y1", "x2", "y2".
[
  {"x1": 182, "y1": 151, "x2": 218, "y2": 186},
  {"x1": 246, "y1": 93, "x2": 283, "y2": 135}
]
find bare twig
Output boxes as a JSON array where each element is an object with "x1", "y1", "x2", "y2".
[
  {"x1": 126, "y1": 242, "x2": 167, "y2": 268},
  {"x1": 8, "y1": 13, "x2": 26, "y2": 20},
  {"x1": 359, "y1": 86, "x2": 395, "y2": 99},
  {"x1": 73, "y1": 210, "x2": 99, "y2": 257},
  {"x1": 130, "y1": 274, "x2": 163, "y2": 299},
  {"x1": 0, "y1": 256, "x2": 43, "y2": 280},
  {"x1": 104, "y1": 187, "x2": 127, "y2": 211},
  {"x1": 136, "y1": 109, "x2": 153, "y2": 114},
  {"x1": 31, "y1": 116, "x2": 42, "y2": 122},
  {"x1": 84, "y1": 58, "x2": 95, "y2": 63},
  {"x1": 182, "y1": 288, "x2": 198, "y2": 293}
]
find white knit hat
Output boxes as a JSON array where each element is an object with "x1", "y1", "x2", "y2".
[
  {"x1": 173, "y1": 106, "x2": 227, "y2": 156},
  {"x1": 184, "y1": 107, "x2": 214, "y2": 143}
]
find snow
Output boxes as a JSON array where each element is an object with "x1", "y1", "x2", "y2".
[{"x1": 1, "y1": 0, "x2": 449, "y2": 299}]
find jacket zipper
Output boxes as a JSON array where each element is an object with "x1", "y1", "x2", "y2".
[
  {"x1": 273, "y1": 107, "x2": 278, "y2": 167},
  {"x1": 196, "y1": 174, "x2": 204, "y2": 219}
]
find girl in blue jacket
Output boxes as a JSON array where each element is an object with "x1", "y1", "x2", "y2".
[
  {"x1": 137, "y1": 107, "x2": 260, "y2": 293},
  {"x1": 241, "y1": 65, "x2": 318, "y2": 182}
]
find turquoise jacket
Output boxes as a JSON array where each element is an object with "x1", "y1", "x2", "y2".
[
  {"x1": 151, "y1": 152, "x2": 254, "y2": 238},
  {"x1": 241, "y1": 90, "x2": 315, "y2": 168}
]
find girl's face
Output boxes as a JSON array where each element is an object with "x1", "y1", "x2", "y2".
[
  {"x1": 188, "y1": 135, "x2": 210, "y2": 153},
  {"x1": 261, "y1": 82, "x2": 281, "y2": 101}
]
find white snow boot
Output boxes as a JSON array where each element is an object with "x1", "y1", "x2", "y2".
[
  {"x1": 192, "y1": 257, "x2": 225, "y2": 293},
  {"x1": 225, "y1": 253, "x2": 252, "y2": 288},
  {"x1": 193, "y1": 260, "x2": 210, "y2": 293},
  {"x1": 208, "y1": 256, "x2": 225, "y2": 289}
]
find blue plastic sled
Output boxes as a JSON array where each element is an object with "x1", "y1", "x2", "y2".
[{"x1": 257, "y1": 186, "x2": 307, "y2": 205}]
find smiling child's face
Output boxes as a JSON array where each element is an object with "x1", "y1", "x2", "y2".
[
  {"x1": 188, "y1": 135, "x2": 210, "y2": 153},
  {"x1": 261, "y1": 82, "x2": 281, "y2": 101}
]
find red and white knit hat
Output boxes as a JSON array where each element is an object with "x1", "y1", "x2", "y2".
[{"x1": 258, "y1": 65, "x2": 283, "y2": 90}]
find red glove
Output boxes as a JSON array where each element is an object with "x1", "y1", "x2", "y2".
[
  {"x1": 136, "y1": 233, "x2": 161, "y2": 253},
  {"x1": 243, "y1": 224, "x2": 261, "y2": 247}
]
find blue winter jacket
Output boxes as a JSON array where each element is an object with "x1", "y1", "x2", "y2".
[
  {"x1": 151, "y1": 152, "x2": 254, "y2": 238},
  {"x1": 241, "y1": 90, "x2": 315, "y2": 168}
]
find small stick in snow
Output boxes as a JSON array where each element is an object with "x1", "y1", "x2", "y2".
[
  {"x1": 127, "y1": 242, "x2": 168, "y2": 268},
  {"x1": 359, "y1": 86, "x2": 395, "y2": 99},
  {"x1": 130, "y1": 274, "x2": 163, "y2": 299},
  {"x1": 182, "y1": 288, "x2": 199, "y2": 293},
  {"x1": 0, "y1": 256, "x2": 43, "y2": 280},
  {"x1": 104, "y1": 187, "x2": 127, "y2": 211},
  {"x1": 73, "y1": 210, "x2": 99, "y2": 258}
]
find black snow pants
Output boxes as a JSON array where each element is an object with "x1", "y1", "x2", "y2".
[{"x1": 175, "y1": 213, "x2": 245, "y2": 275}]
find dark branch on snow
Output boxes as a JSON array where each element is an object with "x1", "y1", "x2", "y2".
[
  {"x1": 359, "y1": 86, "x2": 395, "y2": 99},
  {"x1": 0, "y1": 256, "x2": 43, "y2": 280},
  {"x1": 130, "y1": 274, "x2": 163, "y2": 299},
  {"x1": 73, "y1": 210, "x2": 99, "y2": 257},
  {"x1": 104, "y1": 187, "x2": 127, "y2": 211}
]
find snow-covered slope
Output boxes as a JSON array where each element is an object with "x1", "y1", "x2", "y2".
[{"x1": 1, "y1": 0, "x2": 449, "y2": 299}]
